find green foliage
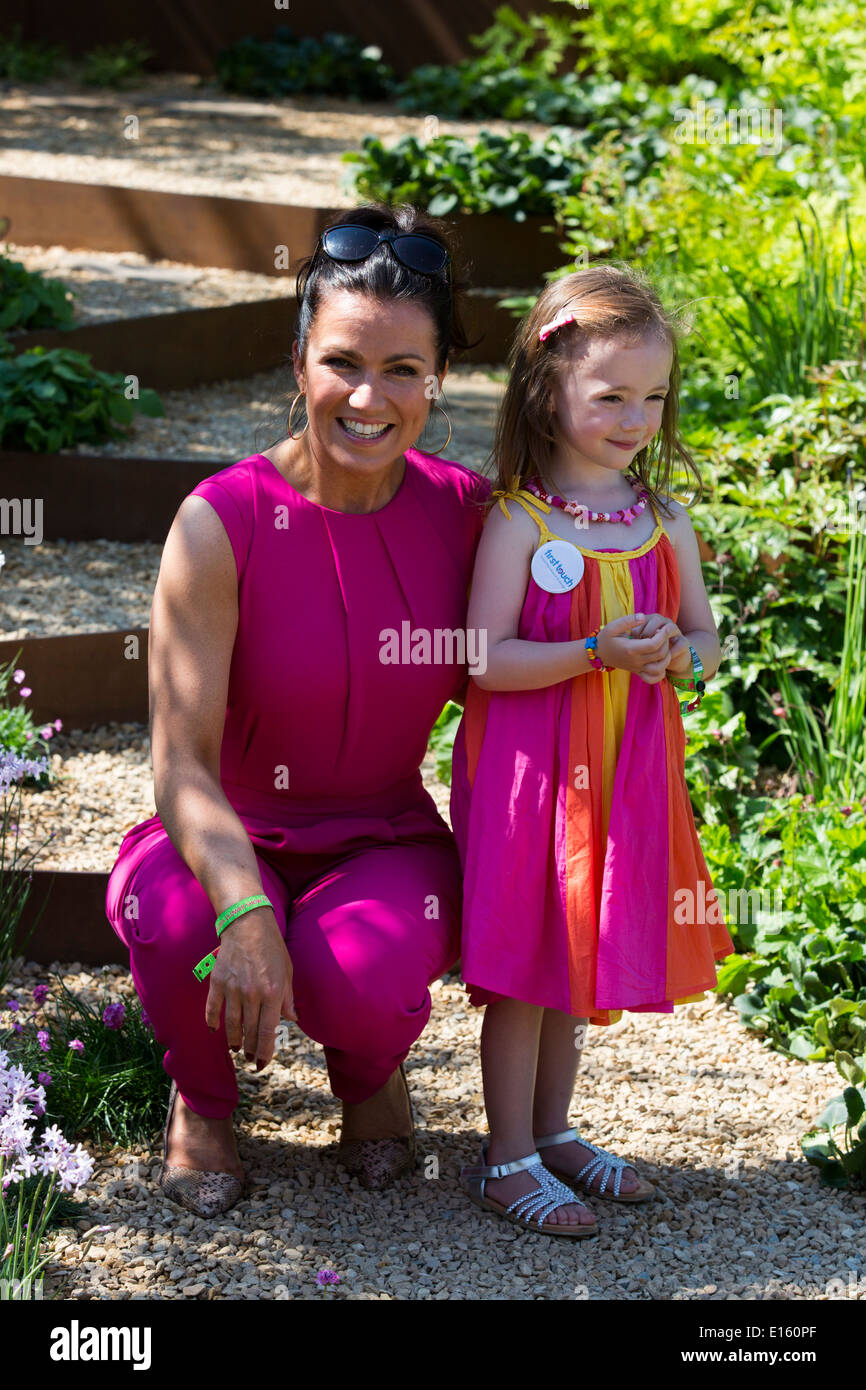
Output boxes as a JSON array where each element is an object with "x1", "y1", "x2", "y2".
[
  {"x1": 427, "y1": 701, "x2": 463, "y2": 784},
  {"x1": 802, "y1": 1063, "x2": 866, "y2": 1189},
  {"x1": 713, "y1": 208, "x2": 865, "y2": 400},
  {"x1": 680, "y1": 683, "x2": 760, "y2": 830},
  {"x1": 3, "y1": 976, "x2": 168, "y2": 1146},
  {"x1": 343, "y1": 126, "x2": 665, "y2": 221},
  {"x1": 0, "y1": 346, "x2": 163, "y2": 453},
  {"x1": 709, "y1": 797, "x2": 866, "y2": 1062},
  {"x1": 0, "y1": 26, "x2": 62, "y2": 81},
  {"x1": 80, "y1": 40, "x2": 152, "y2": 88},
  {"x1": 0, "y1": 246, "x2": 75, "y2": 333},
  {"x1": 216, "y1": 27, "x2": 396, "y2": 100}
]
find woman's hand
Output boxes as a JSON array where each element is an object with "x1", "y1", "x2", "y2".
[
  {"x1": 597, "y1": 613, "x2": 678, "y2": 682},
  {"x1": 205, "y1": 907, "x2": 297, "y2": 1071}
]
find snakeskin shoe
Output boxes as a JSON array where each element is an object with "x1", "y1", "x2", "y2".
[
  {"x1": 337, "y1": 1064, "x2": 417, "y2": 1190},
  {"x1": 158, "y1": 1081, "x2": 245, "y2": 1218}
]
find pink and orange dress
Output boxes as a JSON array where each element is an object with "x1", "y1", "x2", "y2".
[{"x1": 449, "y1": 486, "x2": 734, "y2": 1025}]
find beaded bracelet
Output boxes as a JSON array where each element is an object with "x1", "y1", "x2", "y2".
[
  {"x1": 667, "y1": 644, "x2": 706, "y2": 713},
  {"x1": 193, "y1": 894, "x2": 275, "y2": 981},
  {"x1": 584, "y1": 629, "x2": 613, "y2": 672}
]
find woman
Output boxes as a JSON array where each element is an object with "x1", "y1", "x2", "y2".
[{"x1": 105, "y1": 203, "x2": 489, "y2": 1216}]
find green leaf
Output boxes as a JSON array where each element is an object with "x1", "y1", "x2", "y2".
[
  {"x1": 843, "y1": 1086, "x2": 865, "y2": 1125},
  {"x1": 835, "y1": 1051, "x2": 866, "y2": 1086}
]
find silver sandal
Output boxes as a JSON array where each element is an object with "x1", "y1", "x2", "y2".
[
  {"x1": 534, "y1": 1127, "x2": 655, "y2": 1203},
  {"x1": 460, "y1": 1142, "x2": 598, "y2": 1239}
]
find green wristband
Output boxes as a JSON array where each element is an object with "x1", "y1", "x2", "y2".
[
  {"x1": 192, "y1": 894, "x2": 274, "y2": 981},
  {"x1": 215, "y1": 894, "x2": 274, "y2": 937}
]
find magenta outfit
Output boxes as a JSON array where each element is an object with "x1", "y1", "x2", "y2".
[{"x1": 105, "y1": 449, "x2": 488, "y2": 1116}]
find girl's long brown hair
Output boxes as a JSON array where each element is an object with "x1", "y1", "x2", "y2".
[{"x1": 488, "y1": 263, "x2": 703, "y2": 518}]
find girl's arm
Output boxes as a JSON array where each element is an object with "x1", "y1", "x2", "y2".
[
  {"x1": 467, "y1": 503, "x2": 670, "y2": 691},
  {"x1": 661, "y1": 502, "x2": 723, "y2": 679}
]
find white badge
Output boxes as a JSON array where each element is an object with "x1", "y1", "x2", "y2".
[{"x1": 530, "y1": 538, "x2": 585, "y2": 594}]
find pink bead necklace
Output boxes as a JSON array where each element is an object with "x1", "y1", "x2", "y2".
[{"x1": 526, "y1": 474, "x2": 649, "y2": 525}]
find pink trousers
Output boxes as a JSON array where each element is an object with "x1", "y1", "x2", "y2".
[{"x1": 104, "y1": 783, "x2": 461, "y2": 1117}]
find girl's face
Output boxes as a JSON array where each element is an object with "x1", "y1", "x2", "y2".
[
  {"x1": 549, "y1": 332, "x2": 673, "y2": 478},
  {"x1": 293, "y1": 287, "x2": 445, "y2": 472}
]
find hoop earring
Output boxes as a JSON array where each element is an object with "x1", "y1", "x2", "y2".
[
  {"x1": 420, "y1": 401, "x2": 452, "y2": 456},
  {"x1": 287, "y1": 392, "x2": 309, "y2": 438}
]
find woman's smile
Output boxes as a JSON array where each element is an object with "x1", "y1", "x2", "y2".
[{"x1": 336, "y1": 416, "x2": 396, "y2": 443}]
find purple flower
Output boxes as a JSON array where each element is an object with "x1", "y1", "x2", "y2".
[
  {"x1": 32, "y1": 985, "x2": 49, "y2": 1005},
  {"x1": 141, "y1": 1010, "x2": 152, "y2": 1030},
  {"x1": 68, "y1": 1039, "x2": 84, "y2": 1054},
  {"x1": 11, "y1": 1023, "x2": 22, "y2": 1035},
  {"x1": 40, "y1": 726, "x2": 54, "y2": 740},
  {"x1": 315, "y1": 1269, "x2": 340, "y2": 1288},
  {"x1": 37, "y1": 1029, "x2": 50, "y2": 1052},
  {"x1": 102, "y1": 1002, "x2": 126, "y2": 1031},
  {"x1": 32, "y1": 1103, "x2": 45, "y2": 1118},
  {"x1": 54, "y1": 719, "x2": 62, "y2": 731},
  {"x1": 6, "y1": 1000, "x2": 19, "y2": 1013},
  {"x1": 38, "y1": 1072, "x2": 52, "y2": 1087},
  {"x1": 12, "y1": 669, "x2": 24, "y2": 684},
  {"x1": 19, "y1": 687, "x2": 31, "y2": 699}
]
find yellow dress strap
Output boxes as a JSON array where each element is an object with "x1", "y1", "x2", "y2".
[{"x1": 490, "y1": 488, "x2": 559, "y2": 547}]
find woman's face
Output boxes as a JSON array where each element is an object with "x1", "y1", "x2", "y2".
[{"x1": 292, "y1": 287, "x2": 446, "y2": 471}]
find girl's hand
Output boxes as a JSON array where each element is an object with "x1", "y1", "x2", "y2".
[
  {"x1": 626, "y1": 614, "x2": 689, "y2": 684},
  {"x1": 597, "y1": 614, "x2": 677, "y2": 678},
  {"x1": 205, "y1": 907, "x2": 297, "y2": 1071}
]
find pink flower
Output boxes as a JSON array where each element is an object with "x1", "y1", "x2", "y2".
[
  {"x1": 101, "y1": 1002, "x2": 126, "y2": 1030},
  {"x1": 772, "y1": 706, "x2": 787, "y2": 718},
  {"x1": 12, "y1": 669, "x2": 24, "y2": 684},
  {"x1": 68, "y1": 1039, "x2": 84, "y2": 1054},
  {"x1": 37, "y1": 1030, "x2": 50, "y2": 1051},
  {"x1": 40, "y1": 726, "x2": 53, "y2": 740},
  {"x1": 32, "y1": 985, "x2": 49, "y2": 1005},
  {"x1": 53, "y1": 719, "x2": 62, "y2": 731},
  {"x1": 19, "y1": 687, "x2": 31, "y2": 698}
]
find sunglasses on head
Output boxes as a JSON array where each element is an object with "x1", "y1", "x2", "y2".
[{"x1": 318, "y1": 224, "x2": 450, "y2": 277}]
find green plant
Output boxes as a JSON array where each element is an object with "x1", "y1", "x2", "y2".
[
  {"x1": 0, "y1": 743, "x2": 53, "y2": 996},
  {"x1": 711, "y1": 796, "x2": 866, "y2": 1060},
  {"x1": 3, "y1": 976, "x2": 168, "y2": 1146},
  {"x1": 0, "y1": 346, "x2": 163, "y2": 452},
  {"x1": 0, "y1": 652, "x2": 60, "y2": 781},
  {"x1": 80, "y1": 40, "x2": 152, "y2": 88},
  {"x1": 343, "y1": 126, "x2": 666, "y2": 221},
  {"x1": 427, "y1": 701, "x2": 463, "y2": 784},
  {"x1": 216, "y1": 27, "x2": 395, "y2": 100},
  {"x1": 0, "y1": 26, "x2": 62, "y2": 82},
  {"x1": 762, "y1": 505, "x2": 866, "y2": 800},
  {"x1": 0, "y1": 248, "x2": 74, "y2": 333},
  {"x1": 715, "y1": 207, "x2": 865, "y2": 399},
  {"x1": 801, "y1": 1055, "x2": 866, "y2": 1189}
]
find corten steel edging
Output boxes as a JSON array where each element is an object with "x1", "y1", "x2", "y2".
[
  {"x1": 0, "y1": 174, "x2": 563, "y2": 287},
  {"x1": 9, "y1": 869, "x2": 125, "y2": 966},
  {"x1": 0, "y1": 454, "x2": 223, "y2": 541},
  {"x1": 10, "y1": 283, "x2": 519, "y2": 389},
  {"x1": 0, "y1": 629, "x2": 149, "y2": 729},
  {"x1": 13, "y1": 296, "x2": 295, "y2": 391}
]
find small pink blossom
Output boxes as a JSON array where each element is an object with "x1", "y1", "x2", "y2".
[
  {"x1": 68, "y1": 1039, "x2": 84, "y2": 1054},
  {"x1": 53, "y1": 719, "x2": 62, "y2": 731},
  {"x1": 40, "y1": 726, "x2": 54, "y2": 740},
  {"x1": 19, "y1": 687, "x2": 31, "y2": 698},
  {"x1": 12, "y1": 669, "x2": 24, "y2": 684},
  {"x1": 37, "y1": 1029, "x2": 50, "y2": 1051}
]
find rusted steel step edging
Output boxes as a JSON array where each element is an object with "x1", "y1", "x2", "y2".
[
  {"x1": 13, "y1": 296, "x2": 294, "y2": 391},
  {"x1": 8, "y1": 868, "x2": 125, "y2": 966},
  {"x1": 0, "y1": 173, "x2": 562, "y2": 287},
  {"x1": 10, "y1": 285, "x2": 517, "y2": 390},
  {"x1": 0, "y1": 628, "x2": 149, "y2": 729},
  {"x1": 0, "y1": 454, "x2": 222, "y2": 541}
]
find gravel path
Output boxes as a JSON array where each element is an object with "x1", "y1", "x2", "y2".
[
  {"x1": 6, "y1": 242, "x2": 294, "y2": 323},
  {"x1": 0, "y1": 78, "x2": 546, "y2": 206},
  {"x1": 4, "y1": 960, "x2": 860, "y2": 1301}
]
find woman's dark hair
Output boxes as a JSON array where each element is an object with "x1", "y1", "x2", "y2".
[{"x1": 293, "y1": 203, "x2": 476, "y2": 375}]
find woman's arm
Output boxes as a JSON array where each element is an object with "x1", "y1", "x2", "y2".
[
  {"x1": 149, "y1": 496, "x2": 296, "y2": 1066},
  {"x1": 467, "y1": 503, "x2": 674, "y2": 691}
]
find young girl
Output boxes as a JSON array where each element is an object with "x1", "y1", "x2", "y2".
[{"x1": 450, "y1": 265, "x2": 735, "y2": 1239}]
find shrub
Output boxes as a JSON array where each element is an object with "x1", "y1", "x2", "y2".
[
  {"x1": 216, "y1": 27, "x2": 395, "y2": 100},
  {"x1": 0, "y1": 346, "x2": 163, "y2": 453},
  {"x1": 0, "y1": 244, "x2": 74, "y2": 334}
]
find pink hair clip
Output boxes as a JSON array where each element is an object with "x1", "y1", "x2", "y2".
[{"x1": 538, "y1": 309, "x2": 578, "y2": 343}]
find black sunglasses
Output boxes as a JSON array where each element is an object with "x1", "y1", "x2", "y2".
[{"x1": 318, "y1": 224, "x2": 450, "y2": 277}]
